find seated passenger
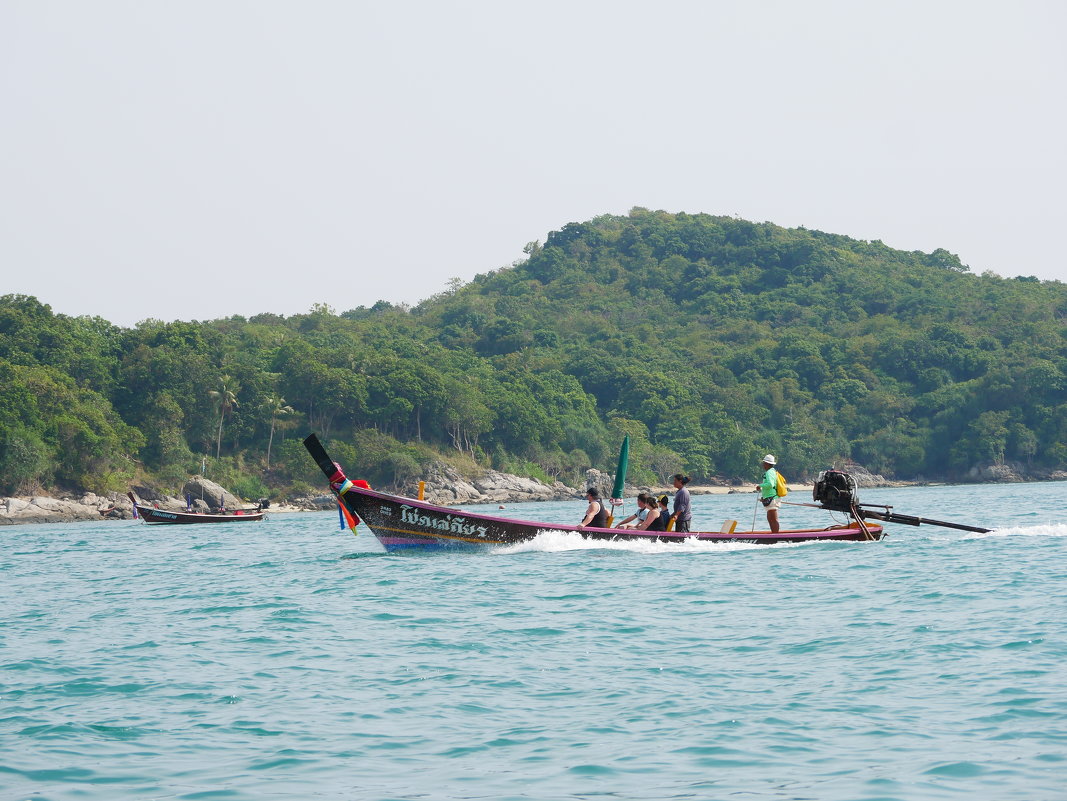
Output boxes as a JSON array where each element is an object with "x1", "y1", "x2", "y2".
[
  {"x1": 614, "y1": 493, "x2": 650, "y2": 529},
  {"x1": 579, "y1": 487, "x2": 609, "y2": 528},
  {"x1": 657, "y1": 495, "x2": 671, "y2": 530},
  {"x1": 636, "y1": 499, "x2": 662, "y2": 531}
]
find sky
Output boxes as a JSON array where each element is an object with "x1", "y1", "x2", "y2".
[{"x1": 2, "y1": 1, "x2": 1064, "y2": 328}]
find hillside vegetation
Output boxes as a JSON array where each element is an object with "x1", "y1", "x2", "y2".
[{"x1": 2, "y1": 209, "x2": 1065, "y2": 498}]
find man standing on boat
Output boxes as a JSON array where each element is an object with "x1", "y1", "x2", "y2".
[
  {"x1": 757, "y1": 455, "x2": 781, "y2": 533},
  {"x1": 668, "y1": 474, "x2": 692, "y2": 533}
]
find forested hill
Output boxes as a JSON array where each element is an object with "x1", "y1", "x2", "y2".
[{"x1": 2, "y1": 208, "x2": 1065, "y2": 499}]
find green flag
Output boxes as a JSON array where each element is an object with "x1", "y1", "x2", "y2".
[{"x1": 610, "y1": 436, "x2": 629, "y2": 502}]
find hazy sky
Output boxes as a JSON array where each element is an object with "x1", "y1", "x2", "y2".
[{"x1": 2, "y1": 1, "x2": 1064, "y2": 328}]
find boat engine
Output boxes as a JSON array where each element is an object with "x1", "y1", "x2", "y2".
[{"x1": 813, "y1": 470, "x2": 859, "y2": 512}]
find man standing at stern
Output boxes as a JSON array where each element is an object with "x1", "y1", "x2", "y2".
[{"x1": 757, "y1": 455, "x2": 781, "y2": 533}]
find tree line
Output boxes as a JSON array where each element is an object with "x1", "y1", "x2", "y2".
[{"x1": 1, "y1": 209, "x2": 1064, "y2": 499}]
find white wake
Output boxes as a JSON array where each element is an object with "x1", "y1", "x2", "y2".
[{"x1": 491, "y1": 528, "x2": 817, "y2": 555}]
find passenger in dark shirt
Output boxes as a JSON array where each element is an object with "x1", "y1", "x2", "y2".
[
  {"x1": 658, "y1": 495, "x2": 671, "y2": 530},
  {"x1": 636, "y1": 499, "x2": 662, "y2": 531},
  {"x1": 645, "y1": 503, "x2": 667, "y2": 532},
  {"x1": 580, "y1": 487, "x2": 609, "y2": 528}
]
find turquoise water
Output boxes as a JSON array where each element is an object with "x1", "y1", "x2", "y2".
[{"x1": 2, "y1": 482, "x2": 1066, "y2": 800}]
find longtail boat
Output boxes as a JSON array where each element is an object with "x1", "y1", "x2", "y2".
[
  {"x1": 127, "y1": 492, "x2": 267, "y2": 524},
  {"x1": 303, "y1": 434, "x2": 892, "y2": 551}
]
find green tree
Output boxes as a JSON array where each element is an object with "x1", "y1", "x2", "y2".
[
  {"x1": 962, "y1": 411, "x2": 1012, "y2": 466},
  {"x1": 0, "y1": 425, "x2": 50, "y2": 494},
  {"x1": 263, "y1": 394, "x2": 296, "y2": 470},
  {"x1": 208, "y1": 375, "x2": 239, "y2": 460}
]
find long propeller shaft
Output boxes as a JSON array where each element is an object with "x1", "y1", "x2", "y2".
[{"x1": 856, "y1": 506, "x2": 991, "y2": 533}]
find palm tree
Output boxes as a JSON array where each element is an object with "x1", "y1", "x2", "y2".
[
  {"x1": 208, "y1": 375, "x2": 239, "y2": 460},
  {"x1": 264, "y1": 393, "x2": 295, "y2": 470}
]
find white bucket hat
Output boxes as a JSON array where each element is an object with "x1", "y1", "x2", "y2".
[{"x1": 762, "y1": 454, "x2": 777, "y2": 465}]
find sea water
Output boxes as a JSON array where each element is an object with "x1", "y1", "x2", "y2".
[{"x1": 1, "y1": 482, "x2": 1066, "y2": 801}]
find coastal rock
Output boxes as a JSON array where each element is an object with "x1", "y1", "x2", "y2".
[
  {"x1": 5, "y1": 498, "x2": 31, "y2": 515},
  {"x1": 308, "y1": 494, "x2": 337, "y2": 509},
  {"x1": 838, "y1": 462, "x2": 889, "y2": 487},
  {"x1": 130, "y1": 484, "x2": 169, "y2": 502},
  {"x1": 967, "y1": 463, "x2": 1023, "y2": 483},
  {"x1": 79, "y1": 492, "x2": 101, "y2": 507},
  {"x1": 31, "y1": 496, "x2": 64, "y2": 512},
  {"x1": 128, "y1": 490, "x2": 177, "y2": 511},
  {"x1": 279, "y1": 493, "x2": 352, "y2": 511},
  {"x1": 472, "y1": 471, "x2": 571, "y2": 503},
  {"x1": 181, "y1": 477, "x2": 242, "y2": 511},
  {"x1": 400, "y1": 462, "x2": 578, "y2": 506},
  {"x1": 416, "y1": 462, "x2": 485, "y2": 505},
  {"x1": 584, "y1": 468, "x2": 613, "y2": 498},
  {"x1": 0, "y1": 492, "x2": 130, "y2": 525},
  {"x1": 87, "y1": 492, "x2": 133, "y2": 519}
]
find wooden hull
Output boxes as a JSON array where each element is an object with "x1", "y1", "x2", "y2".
[
  {"x1": 335, "y1": 485, "x2": 883, "y2": 552},
  {"x1": 133, "y1": 503, "x2": 265, "y2": 524}
]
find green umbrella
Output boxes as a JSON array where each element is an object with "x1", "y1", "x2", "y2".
[{"x1": 610, "y1": 436, "x2": 629, "y2": 502}]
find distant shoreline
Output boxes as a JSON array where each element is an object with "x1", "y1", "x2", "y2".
[{"x1": 3, "y1": 475, "x2": 1064, "y2": 526}]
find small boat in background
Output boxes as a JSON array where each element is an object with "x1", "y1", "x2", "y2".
[{"x1": 127, "y1": 492, "x2": 267, "y2": 524}]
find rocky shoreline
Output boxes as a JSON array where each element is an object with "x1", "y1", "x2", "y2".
[
  {"x1": 0, "y1": 493, "x2": 132, "y2": 525},
  {"x1": 2, "y1": 461, "x2": 1063, "y2": 526}
]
